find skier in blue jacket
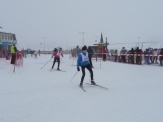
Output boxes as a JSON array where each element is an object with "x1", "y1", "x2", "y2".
[{"x1": 77, "y1": 45, "x2": 96, "y2": 86}]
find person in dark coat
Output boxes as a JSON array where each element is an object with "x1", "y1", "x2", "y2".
[
  {"x1": 87, "y1": 46, "x2": 94, "y2": 68},
  {"x1": 120, "y1": 47, "x2": 127, "y2": 63},
  {"x1": 135, "y1": 47, "x2": 141, "y2": 65},
  {"x1": 114, "y1": 49, "x2": 118, "y2": 62},
  {"x1": 128, "y1": 48, "x2": 135, "y2": 64}
]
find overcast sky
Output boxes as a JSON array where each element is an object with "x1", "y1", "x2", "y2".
[{"x1": 1, "y1": 0, "x2": 163, "y2": 50}]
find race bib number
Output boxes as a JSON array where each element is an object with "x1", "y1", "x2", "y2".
[{"x1": 83, "y1": 57, "x2": 88, "y2": 61}]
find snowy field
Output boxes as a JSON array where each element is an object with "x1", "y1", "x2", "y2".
[{"x1": 0, "y1": 54, "x2": 163, "y2": 122}]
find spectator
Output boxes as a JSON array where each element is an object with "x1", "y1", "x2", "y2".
[
  {"x1": 38, "y1": 50, "x2": 41, "y2": 56},
  {"x1": 87, "y1": 46, "x2": 94, "y2": 68},
  {"x1": 159, "y1": 48, "x2": 163, "y2": 66},
  {"x1": 153, "y1": 48, "x2": 159, "y2": 64},
  {"x1": 76, "y1": 45, "x2": 81, "y2": 56},
  {"x1": 149, "y1": 48, "x2": 153, "y2": 64},
  {"x1": 144, "y1": 49, "x2": 150, "y2": 65},
  {"x1": 128, "y1": 48, "x2": 135, "y2": 64},
  {"x1": 10, "y1": 44, "x2": 17, "y2": 64},
  {"x1": 114, "y1": 49, "x2": 118, "y2": 62},
  {"x1": 102, "y1": 47, "x2": 107, "y2": 61},
  {"x1": 135, "y1": 47, "x2": 141, "y2": 65},
  {"x1": 120, "y1": 47, "x2": 127, "y2": 63}
]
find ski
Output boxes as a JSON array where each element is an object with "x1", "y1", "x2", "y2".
[
  {"x1": 85, "y1": 83, "x2": 108, "y2": 90},
  {"x1": 50, "y1": 69, "x2": 66, "y2": 72},
  {"x1": 78, "y1": 84, "x2": 86, "y2": 92},
  {"x1": 57, "y1": 69, "x2": 66, "y2": 72}
]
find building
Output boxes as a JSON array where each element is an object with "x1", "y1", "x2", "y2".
[
  {"x1": 90, "y1": 33, "x2": 109, "y2": 53},
  {"x1": 0, "y1": 32, "x2": 17, "y2": 51}
]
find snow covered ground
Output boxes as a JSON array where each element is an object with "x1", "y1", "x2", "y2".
[{"x1": 0, "y1": 54, "x2": 163, "y2": 122}]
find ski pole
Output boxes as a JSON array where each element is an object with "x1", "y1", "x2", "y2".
[
  {"x1": 8, "y1": 66, "x2": 13, "y2": 73},
  {"x1": 69, "y1": 71, "x2": 78, "y2": 82},
  {"x1": 41, "y1": 57, "x2": 52, "y2": 69},
  {"x1": 13, "y1": 63, "x2": 15, "y2": 72},
  {"x1": 13, "y1": 53, "x2": 17, "y2": 73}
]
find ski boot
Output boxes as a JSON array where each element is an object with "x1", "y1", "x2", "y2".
[
  {"x1": 91, "y1": 80, "x2": 96, "y2": 85},
  {"x1": 79, "y1": 82, "x2": 83, "y2": 87}
]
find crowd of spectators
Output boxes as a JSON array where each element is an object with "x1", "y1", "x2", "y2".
[{"x1": 109, "y1": 47, "x2": 163, "y2": 66}]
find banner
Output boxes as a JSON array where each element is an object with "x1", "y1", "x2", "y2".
[{"x1": 1, "y1": 42, "x2": 8, "y2": 46}]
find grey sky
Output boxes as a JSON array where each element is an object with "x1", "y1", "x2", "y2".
[{"x1": 1, "y1": 0, "x2": 163, "y2": 50}]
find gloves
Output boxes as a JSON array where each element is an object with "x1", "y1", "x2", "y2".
[{"x1": 77, "y1": 67, "x2": 80, "y2": 71}]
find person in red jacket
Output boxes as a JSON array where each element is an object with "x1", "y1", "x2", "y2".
[
  {"x1": 51, "y1": 48, "x2": 63, "y2": 70},
  {"x1": 102, "y1": 47, "x2": 107, "y2": 61}
]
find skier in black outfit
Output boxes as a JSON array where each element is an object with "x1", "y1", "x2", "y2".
[{"x1": 87, "y1": 46, "x2": 94, "y2": 68}]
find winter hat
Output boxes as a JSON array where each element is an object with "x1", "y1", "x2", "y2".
[{"x1": 82, "y1": 45, "x2": 87, "y2": 51}]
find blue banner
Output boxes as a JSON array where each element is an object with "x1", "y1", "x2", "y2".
[{"x1": 1, "y1": 42, "x2": 8, "y2": 46}]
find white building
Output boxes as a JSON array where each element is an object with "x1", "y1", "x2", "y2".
[{"x1": 0, "y1": 31, "x2": 17, "y2": 51}]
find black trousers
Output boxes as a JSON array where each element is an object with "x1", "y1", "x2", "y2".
[
  {"x1": 114, "y1": 55, "x2": 117, "y2": 62},
  {"x1": 159, "y1": 56, "x2": 163, "y2": 65},
  {"x1": 130, "y1": 56, "x2": 134, "y2": 64},
  {"x1": 103, "y1": 54, "x2": 106, "y2": 61},
  {"x1": 89, "y1": 57, "x2": 93, "y2": 67},
  {"x1": 11, "y1": 54, "x2": 16, "y2": 64},
  {"x1": 52, "y1": 57, "x2": 60, "y2": 69},
  {"x1": 81, "y1": 65, "x2": 93, "y2": 83},
  {"x1": 153, "y1": 56, "x2": 158, "y2": 63},
  {"x1": 136, "y1": 56, "x2": 141, "y2": 64},
  {"x1": 121, "y1": 55, "x2": 126, "y2": 63}
]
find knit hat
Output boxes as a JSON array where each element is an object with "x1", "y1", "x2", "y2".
[{"x1": 82, "y1": 45, "x2": 87, "y2": 51}]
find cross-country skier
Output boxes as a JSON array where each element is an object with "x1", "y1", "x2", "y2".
[
  {"x1": 77, "y1": 45, "x2": 96, "y2": 86},
  {"x1": 51, "y1": 48, "x2": 63, "y2": 70}
]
